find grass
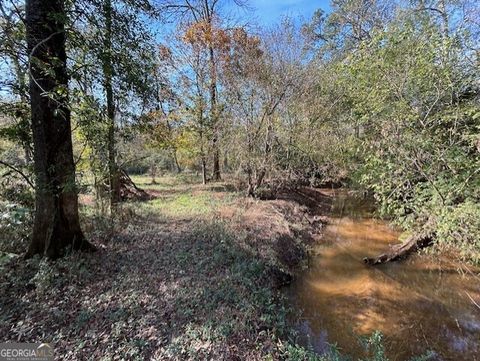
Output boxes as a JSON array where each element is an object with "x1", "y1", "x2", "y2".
[
  {"x1": 130, "y1": 173, "x2": 201, "y2": 191},
  {"x1": 128, "y1": 174, "x2": 240, "y2": 219},
  {"x1": 137, "y1": 191, "x2": 223, "y2": 218},
  {"x1": 0, "y1": 174, "x2": 429, "y2": 360},
  {"x1": 0, "y1": 174, "x2": 315, "y2": 360}
]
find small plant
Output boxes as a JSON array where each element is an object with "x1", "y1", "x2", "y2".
[
  {"x1": 0, "y1": 202, "x2": 32, "y2": 254},
  {"x1": 359, "y1": 331, "x2": 387, "y2": 361},
  {"x1": 277, "y1": 340, "x2": 343, "y2": 361},
  {"x1": 32, "y1": 259, "x2": 57, "y2": 296}
]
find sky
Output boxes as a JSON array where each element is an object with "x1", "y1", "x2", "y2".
[{"x1": 242, "y1": 0, "x2": 331, "y2": 25}]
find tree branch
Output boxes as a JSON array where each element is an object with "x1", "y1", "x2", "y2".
[{"x1": 0, "y1": 159, "x2": 34, "y2": 188}]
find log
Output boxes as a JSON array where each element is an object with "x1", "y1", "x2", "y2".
[{"x1": 363, "y1": 231, "x2": 434, "y2": 265}]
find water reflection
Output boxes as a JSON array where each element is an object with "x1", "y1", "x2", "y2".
[{"x1": 289, "y1": 189, "x2": 480, "y2": 361}]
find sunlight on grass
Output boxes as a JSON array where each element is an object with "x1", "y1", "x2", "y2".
[
  {"x1": 146, "y1": 192, "x2": 217, "y2": 218},
  {"x1": 130, "y1": 174, "x2": 200, "y2": 191},
  {"x1": 127, "y1": 174, "x2": 239, "y2": 220}
]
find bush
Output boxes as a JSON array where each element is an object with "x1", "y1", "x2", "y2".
[
  {"x1": 0, "y1": 202, "x2": 32, "y2": 254},
  {"x1": 436, "y1": 201, "x2": 480, "y2": 264}
]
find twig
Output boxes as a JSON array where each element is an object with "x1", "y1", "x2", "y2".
[
  {"x1": 465, "y1": 291, "x2": 480, "y2": 311},
  {"x1": 0, "y1": 159, "x2": 34, "y2": 188}
]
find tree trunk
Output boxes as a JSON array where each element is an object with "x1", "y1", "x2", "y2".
[
  {"x1": 102, "y1": 0, "x2": 120, "y2": 210},
  {"x1": 252, "y1": 120, "x2": 272, "y2": 194},
  {"x1": 212, "y1": 134, "x2": 221, "y2": 181},
  {"x1": 172, "y1": 149, "x2": 182, "y2": 173},
  {"x1": 25, "y1": 0, "x2": 94, "y2": 258},
  {"x1": 364, "y1": 229, "x2": 434, "y2": 265},
  {"x1": 199, "y1": 108, "x2": 207, "y2": 185},
  {"x1": 201, "y1": 156, "x2": 207, "y2": 185},
  {"x1": 209, "y1": 45, "x2": 221, "y2": 181},
  {"x1": 246, "y1": 171, "x2": 255, "y2": 197},
  {"x1": 150, "y1": 164, "x2": 157, "y2": 184},
  {"x1": 223, "y1": 150, "x2": 228, "y2": 172}
]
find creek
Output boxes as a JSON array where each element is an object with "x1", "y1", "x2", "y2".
[{"x1": 288, "y1": 189, "x2": 480, "y2": 360}]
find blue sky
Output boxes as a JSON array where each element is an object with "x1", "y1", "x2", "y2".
[{"x1": 245, "y1": 0, "x2": 331, "y2": 25}]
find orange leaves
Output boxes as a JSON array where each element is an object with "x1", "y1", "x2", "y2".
[
  {"x1": 232, "y1": 28, "x2": 261, "y2": 54},
  {"x1": 222, "y1": 28, "x2": 264, "y2": 79},
  {"x1": 182, "y1": 22, "x2": 261, "y2": 59},
  {"x1": 228, "y1": 28, "x2": 263, "y2": 63},
  {"x1": 182, "y1": 20, "x2": 230, "y2": 52}
]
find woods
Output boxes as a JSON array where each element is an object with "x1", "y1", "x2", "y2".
[{"x1": 1, "y1": 0, "x2": 479, "y2": 360}]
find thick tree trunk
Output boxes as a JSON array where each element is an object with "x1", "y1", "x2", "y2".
[
  {"x1": 102, "y1": 0, "x2": 120, "y2": 209},
  {"x1": 25, "y1": 0, "x2": 94, "y2": 258},
  {"x1": 364, "y1": 230, "x2": 434, "y2": 265}
]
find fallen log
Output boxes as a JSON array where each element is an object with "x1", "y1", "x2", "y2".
[{"x1": 363, "y1": 230, "x2": 434, "y2": 265}]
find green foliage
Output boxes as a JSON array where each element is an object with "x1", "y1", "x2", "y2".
[
  {"x1": 436, "y1": 201, "x2": 480, "y2": 264},
  {"x1": 0, "y1": 202, "x2": 31, "y2": 253},
  {"x1": 359, "y1": 331, "x2": 387, "y2": 361},
  {"x1": 278, "y1": 342, "x2": 329, "y2": 361},
  {"x1": 277, "y1": 341, "x2": 342, "y2": 361},
  {"x1": 359, "y1": 331, "x2": 434, "y2": 361},
  {"x1": 333, "y1": 9, "x2": 480, "y2": 260}
]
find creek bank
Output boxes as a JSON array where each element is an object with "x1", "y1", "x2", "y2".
[{"x1": 231, "y1": 187, "x2": 335, "y2": 288}]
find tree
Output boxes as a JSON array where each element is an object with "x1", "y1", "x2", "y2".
[
  {"x1": 141, "y1": 55, "x2": 184, "y2": 176},
  {"x1": 162, "y1": 0, "x2": 247, "y2": 181},
  {"x1": 102, "y1": 0, "x2": 118, "y2": 206},
  {"x1": 0, "y1": 2, "x2": 32, "y2": 166},
  {"x1": 303, "y1": 0, "x2": 395, "y2": 57},
  {"x1": 223, "y1": 22, "x2": 306, "y2": 196},
  {"x1": 340, "y1": 4, "x2": 480, "y2": 263},
  {"x1": 25, "y1": 0, "x2": 94, "y2": 258},
  {"x1": 69, "y1": 0, "x2": 157, "y2": 210}
]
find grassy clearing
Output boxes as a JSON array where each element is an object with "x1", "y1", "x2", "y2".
[
  {"x1": 130, "y1": 174, "x2": 201, "y2": 191},
  {"x1": 128, "y1": 175, "x2": 240, "y2": 219}
]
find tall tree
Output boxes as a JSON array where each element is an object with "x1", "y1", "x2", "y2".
[
  {"x1": 102, "y1": 0, "x2": 118, "y2": 207},
  {"x1": 25, "y1": 0, "x2": 93, "y2": 258},
  {"x1": 69, "y1": 0, "x2": 156, "y2": 210},
  {"x1": 163, "y1": 0, "x2": 247, "y2": 181},
  {"x1": 223, "y1": 23, "x2": 305, "y2": 196}
]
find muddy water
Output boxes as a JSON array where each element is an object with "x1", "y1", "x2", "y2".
[{"x1": 288, "y1": 189, "x2": 480, "y2": 361}]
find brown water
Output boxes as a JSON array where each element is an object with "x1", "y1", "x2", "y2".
[{"x1": 288, "y1": 189, "x2": 480, "y2": 361}]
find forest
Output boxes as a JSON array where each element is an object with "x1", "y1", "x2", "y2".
[{"x1": 0, "y1": 0, "x2": 479, "y2": 360}]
